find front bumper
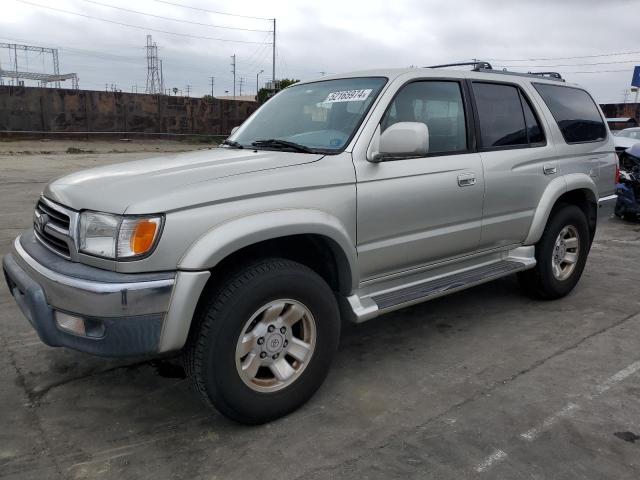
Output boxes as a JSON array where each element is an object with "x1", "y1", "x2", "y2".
[
  {"x1": 598, "y1": 194, "x2": 617, "y2": 221},
  {"x1": 3, "y1": 232, "x2": 208, "y2": 357}
]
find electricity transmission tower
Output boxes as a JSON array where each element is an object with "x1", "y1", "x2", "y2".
[
  {"x1": 145, "y1": 35, "x2": 163, "y2": 94},
  {"x1": 239, "y1": 77, "x2": 244, "y2": 96},
  {"x1": 0, "y1": 43, "x2": 78, "y2": 88},
  {"x1": 210, "y1": 76, "x2": 215, "y2": 97}
]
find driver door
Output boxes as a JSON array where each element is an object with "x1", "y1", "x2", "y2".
[{"x1": 354, "y1": 79, "x2": 485, "y2": 280}]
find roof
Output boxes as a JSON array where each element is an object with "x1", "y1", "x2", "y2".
[
  {"x1": 607, "y1": 117, "x2": 636, "y2": 122},
  {"x1": 215, "y1": 95, "x2": 257, "y2": 102},
  {"x1": 296, "y1": 66, "x2": 580, "y2": 88}
]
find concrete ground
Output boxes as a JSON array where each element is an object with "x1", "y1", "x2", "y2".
[{"x1": 1, "y1": 143, "x2": 640, "y2": 479}]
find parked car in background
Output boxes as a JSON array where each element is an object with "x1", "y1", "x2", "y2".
[
  {"x1": 615, "y1": 127, "x2": 640, "y2": 141},
  {"x1": 607, "y1": 117, "x2": 638, "y2": 133},
  {"x1": 615, "y1": 143, "x2": 640, "y2": 220},
  {"x1": 3, "y1": 62, "x2": 618, "y2": 424},
  {"x1": 614, "y1": 127, "x2": 640, "y2": 157}
]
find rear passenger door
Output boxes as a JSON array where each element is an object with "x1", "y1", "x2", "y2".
[{"x1": 471, "y1": 81, "x2": 557, "y2": 250}]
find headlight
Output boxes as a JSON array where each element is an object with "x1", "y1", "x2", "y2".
[{"x1": 79, "y1": 211, "x2": 162, "y2": 259}]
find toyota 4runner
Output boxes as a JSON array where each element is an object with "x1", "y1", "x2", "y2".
[{"x1": 3, "y1": 62, "x2": 618, "y2": 424}]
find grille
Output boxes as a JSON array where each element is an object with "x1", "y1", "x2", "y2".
[{"x1": 34, "y1": 199, "x2": 73, "y2": 258}]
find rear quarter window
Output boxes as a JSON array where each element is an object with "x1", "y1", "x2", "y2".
[{"x1": 533, "y1": 83, "x2": 606, "y2": 144}]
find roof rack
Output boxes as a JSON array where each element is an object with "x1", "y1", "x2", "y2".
[
  {"x1": 427, "y1": 61, "x2": 493, "y2": 71},
  {"x1": 424, "y1": 61, "x2": 566, "y2": 82},
  {"x1": 527, "y1": 71, "x2": 564, "y2": 80}
]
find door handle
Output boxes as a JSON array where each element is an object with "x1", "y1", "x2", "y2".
[
  {"x1": 543, "y1": 164, "x2": 558, "y2": 175},
  {"x1": 457, "y1": 173, "x2": 477, "y2": 187}
]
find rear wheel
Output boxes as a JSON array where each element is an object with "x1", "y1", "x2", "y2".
[
  {"x1": 518, "y1": 204, "x2": 590, "y2": 299},
  {"x1": 184, "y1": 258, "x2": 340, "y2": 424}
]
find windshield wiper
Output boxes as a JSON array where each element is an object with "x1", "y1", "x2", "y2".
[
  {"x1": 251, "y1": 138, "x2": 316, "y2": 153},
  {"x1": 221, "y1": 139, "x2": 244, "y2": 149}
]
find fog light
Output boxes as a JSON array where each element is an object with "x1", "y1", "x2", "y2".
[{"x1": 55, "y1": 312, "x2": 86, "y2": 336}]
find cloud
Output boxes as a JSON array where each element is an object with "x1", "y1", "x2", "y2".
[{"x1": 1, "y1": 0, "x2": 637, "y2": 102}]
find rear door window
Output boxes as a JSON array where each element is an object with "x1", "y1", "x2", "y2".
[
  {"x1": 521, "y1": 93, "x2": 545, "y2": 144},
  {"x1": 473, "y1": 83, "x2": 528, "y2": 148},
  {"x1": 533, "y1": 83, "x2": 606, "y2": 143}
]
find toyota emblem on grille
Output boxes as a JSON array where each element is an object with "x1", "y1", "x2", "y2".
[{"x1": 34, "y1": 212, "x2": 49, "y2": 233}]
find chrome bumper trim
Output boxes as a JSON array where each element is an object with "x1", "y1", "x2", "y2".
[
  {"x1": 597, "y1": 194, "x2": 617, "y2": 221},
  {"x1": 12, "y1": 236, "x2": 175, "y2": 317}
]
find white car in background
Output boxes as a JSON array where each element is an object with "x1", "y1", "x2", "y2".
[{"x1": 614, "y1": 127, "x2": 640, "y2": 151}]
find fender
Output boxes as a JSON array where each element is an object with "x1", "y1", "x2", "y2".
[
  {"x1": 178, "y1": 209, "x2": 358, "y2": 292},
  {"x1": 523, "y1": 173, "x2": 598, "y2": 245}
]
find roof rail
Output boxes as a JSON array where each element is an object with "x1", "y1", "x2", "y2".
[
  {"x1": 527, "y1": 71, "x2": 564, "y2": 80},
  {"x1": 424, "y1": 62, "x2": 566, "y2": 82},
  {"x1": 427, "y1": 61, "x2": 493, "y2": 71}
]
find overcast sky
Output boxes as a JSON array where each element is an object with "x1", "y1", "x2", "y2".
[{"x1": 1, "y1": 0, "x2": 638, "y2": 103}]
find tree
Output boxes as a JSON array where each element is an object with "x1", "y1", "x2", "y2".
[{"x1": 257, "y1": 78, "x2": 299, "y2": 103}]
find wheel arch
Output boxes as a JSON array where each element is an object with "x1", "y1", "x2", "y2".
[
  {"x1": 178, "y1": 209, "x2": 358, "y2": 295},
  {"x1": 524, "y1": 174, "x2": 598, "y2": 245}
]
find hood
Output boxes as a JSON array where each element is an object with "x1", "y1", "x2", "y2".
[{"x1": 44, "y1": 147, "x2": 323, "y2": 214}]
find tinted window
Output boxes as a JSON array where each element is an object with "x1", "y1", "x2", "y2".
[
  {"x1": 521, "y1": 93, "x2": 545, "y2": 144},
  {"x1": 473, "y1": 83, "x2": 528, "y2": 147},
  {"x1": 381, "y1": 81, "x2": 467, "y2": 154},
  {"x1": 533, "y1": 84, "x2": 606, "y2": 143}
]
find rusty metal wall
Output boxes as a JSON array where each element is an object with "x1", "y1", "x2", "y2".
[
  {"x1": 0, "y1": 85, "x2": 258, "y2": 135},
  {"x1": 600, "y1": 103, "x2": 640, "y2": 124}
]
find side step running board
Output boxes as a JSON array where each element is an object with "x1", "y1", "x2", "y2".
[
  {"x1": 373, "y1": 260, "x2": 524, "y2": 310},
  {"x1": 346, "y1": 253, "x2": 535, "y2": 323}
]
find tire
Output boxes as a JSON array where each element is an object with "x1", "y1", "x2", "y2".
[
  {"x1": 184, "y1": 258, "x2": 340, "y2": 424},
  {"x1": 518, "y1": 204, "x2": 590, "y2": 299}
]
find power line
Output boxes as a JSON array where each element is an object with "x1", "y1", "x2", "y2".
[
  {"x1": 499, "y1": 59, "x2": 640, "y2": 68},
  {"x1": 17, "y1": 0, "x2": 272, "y2": 45},
  {"x1": 80, "y1": 0, "x2": 271, "y2": 33},
  {"x1": 150, "y1": 0, "x2": 273, "y2": 21},
  {"x1": 547, "y1": 69, "x2": 631, "y2": 74},
  {"x1": 486, "y1": 49, "x2": 640, "y2": 62}
]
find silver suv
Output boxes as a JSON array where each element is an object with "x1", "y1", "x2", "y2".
[{"x1": 3, "y1": 62, "x2": 618, "y2": 424}]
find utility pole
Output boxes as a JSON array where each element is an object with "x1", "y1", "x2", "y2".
[
  {"x1": 210, "y1": 76, "x2": 215, "y2": 97},
  {"x1": 256, "y1": 69, "x2": 264, "y2": 96},
  {"x1": 272, "y1": 19, "x2": 276, "y2": 90},
  {"x1": 230, "y1": 54, "x2": 236, "y2": 99},
  {"x1": 239, "y1": 77, "x2": 244, "y2": 96},
  {"x1": 186, "y1": 84, "x2": 191, "y2": 97}
]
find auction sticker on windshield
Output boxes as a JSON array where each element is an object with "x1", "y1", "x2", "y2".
[{"x1": 324, "y1": 89, "x2": 372, "y2": 103}]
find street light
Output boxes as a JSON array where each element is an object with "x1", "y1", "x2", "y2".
[{"x1": 256, "y1": 70, "x2": 264, "y2": 98}]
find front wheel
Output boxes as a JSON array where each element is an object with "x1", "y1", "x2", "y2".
[
  {"x1": 518, "y1": 204, "x2": 590, "y2": 299},
  {"x1": 184, "y1": 258, "x2": 341, "y2": 424}
]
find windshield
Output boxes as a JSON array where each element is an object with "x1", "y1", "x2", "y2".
[
  {"x1": 229, "y1": 77, "x2": 387, "y2": 153},
  {"x1": 618, "y1": 129, "x2": 640, "y2": 140}
]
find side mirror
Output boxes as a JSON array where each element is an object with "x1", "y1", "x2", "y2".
[
  {"x1": 368, "y1": 122, "x2": 429, "y2": 162},
  {"x1": 230, "y1": 126, "x2": 240, "y2": 136}
]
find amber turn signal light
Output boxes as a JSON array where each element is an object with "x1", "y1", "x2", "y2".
[{"x1": 130, "y1": 220, "x2": 158, "y2": 254}]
